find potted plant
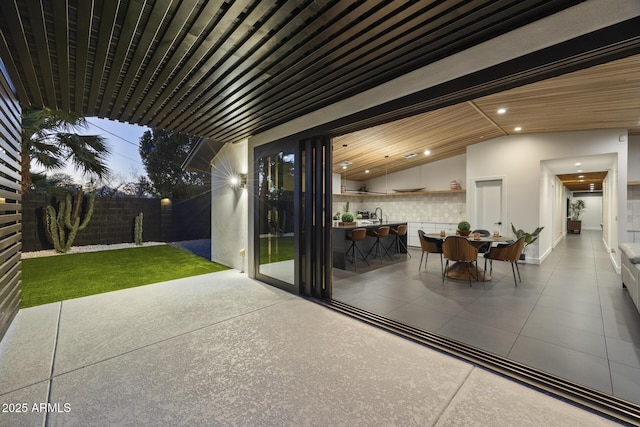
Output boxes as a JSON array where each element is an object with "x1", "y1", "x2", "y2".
[
  {"x1": 567, "y1": 199, "x2": 586, "y2": 234},
  {"x1": 569, "y1": 199, "x2": 586, "y2": 220},
  {"x1": 511, "y1": 223, "x2": 544, "y2": 261},
  {"x1": 457, "y1": 220, "x2": 471, "y2": 236},
  {"x1": 340, "y1": 202, "x2": 355, "y2": 225}
]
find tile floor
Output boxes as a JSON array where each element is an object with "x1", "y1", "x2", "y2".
[
  {"x1": 333, "y1": 230, "x2": 640, "y2": 405},
  {"x1": 0, "y1": 269, "x2": 624, "y2": 426}
]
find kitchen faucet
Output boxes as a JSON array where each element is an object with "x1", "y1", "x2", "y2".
[{"x1": 374, "y1": 207, "x2": 383, "y2": 223}]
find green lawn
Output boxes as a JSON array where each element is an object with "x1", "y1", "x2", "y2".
[
  {"x1": 259, "y1": 235, "x2": 295, "y2": 263},
  {"x1": 21, "y1": 245, "x2": 229, "y2": 308}
]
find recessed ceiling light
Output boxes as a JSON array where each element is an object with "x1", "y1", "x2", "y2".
[
  {"x1": 365, "y1": 170, "x2": 370, "y2": 174},
  {"x1": 580, "y1": 179, "x2": 584, "y2": 182},
  {"x1": 577, "y1": 169, "x2": 583, "y2": 173},
  {"x1": 424, "y1": 149, "x2": 431, "y2": 155},
  {"x1": 578, "y1": 175, "x2": 584, "y2": 178},
  {"x1": 514, "y1": 127, "x2": 522, "y2": 132},
  {"x1": 575, "y1": 162, "x2": 581, "y2": 166},
  {"x1": 342, "y1": 165, "x2": 347, "y2": 169},
  {"x1": 497, "y1": 108, "x2": 506, "y2": 114}
]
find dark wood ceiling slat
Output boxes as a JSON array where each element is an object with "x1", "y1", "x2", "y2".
[
  {"x1": 139, "y1": 0, "x2": 279, "y2": 127},
  {"x1": 164, "y1": 0, "x2": 322, "y2": 132},
  {"x1": 73, "y1": 0, "x2": 93, "y2": 114},
  {"x1": 0, "y1": 31, "x2": 29, "y2": 104},
  {"x1": 163, "y1": 0, "x2": 400, "y2": 133},
  {"x1": 116, "y1": 0, "x2": 203, "y2": 120},
  {"x1": 26, "y1": 0, "x2": 57, "y2": 108},
  {"x1": 51, "y1": 0, "x2": 71, "y2": 111},
  {"x1": 0, "y1": 0, "x2": 615, "y2": 153},
  {"x1": 126, "y1": 0, "x2": 255, "y2": 125},
  {"x1": 0, "y1": 0, "x2": 43, "y2": 106},
  {"x1": 185, "y1": 0, "x2": 505, "y2": 139},
  {"x1": 194, "y1": 0, "x2": 553, "y2": 141},
  {"x1": 86, "y1": 0, "x2": 121, "y2": 114},
  {"x1": 110, "y1": 0, "x2": 193, "y2": 119},
  {"x1": 123, "y1": 1, "x2": 230, "y2": 123},
  {"x1": 97, "y1": 0, "x2": 146, "y2": 117}
]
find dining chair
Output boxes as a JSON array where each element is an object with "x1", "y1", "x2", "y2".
[
  {"x1": 389, "y1": 224, "x2": 411, "y2": 258},
  {"x1": 417, "y1": 229, "x2": 443, "y2": 274},
  {"x1": 366, "y1": 226, "x2": 391, "y2": 263},
  {"x1": 483, "y1": 236, "x2": 526, "y2": 286},
  {"x1": 345, "y1": 228, "x2": 370, "y2": 270},
  {"x1": 442, "y1": 235, "x2": 479, "y2": 287}
]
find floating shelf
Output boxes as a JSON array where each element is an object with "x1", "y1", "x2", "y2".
[
  {"x1": 629, "y1": 181, "x2": 640, "y2": 186},
  {"x1": 334, "y1": 189, "x2": 465, "y2": 197}
]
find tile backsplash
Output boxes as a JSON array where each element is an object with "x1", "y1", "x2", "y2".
[{"x1": 332, "y1": 193, "x2": 466, "y2": 223}]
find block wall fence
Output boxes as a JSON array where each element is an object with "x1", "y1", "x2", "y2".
[{"x1": 21, "y1": 195, "x2": 211, "y2": 252}]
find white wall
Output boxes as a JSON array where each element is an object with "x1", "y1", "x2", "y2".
[
  {"x1": 210, "y1": 140, "x2": 248, "y2": 272},
  {"x1": 628, "y1": 135, "x2": 640, "y2": 182},
  {"x1": 365, "y1": 154, "x2": 466, "y2": 193},
  {"x1": 466, "y1": 129, "x2": 627, "y2": 267},
  {"x1": 571, "y1": 193, "x2": 603, "y2": 230}
]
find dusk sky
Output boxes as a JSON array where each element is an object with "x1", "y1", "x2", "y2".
[{"x1": 33, "y1": 117, "x2": 150, "y2": 186}]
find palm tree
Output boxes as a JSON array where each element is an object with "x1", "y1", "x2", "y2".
[{"x1": 20, "y1": 106, "x2": 111, "y2": 194}]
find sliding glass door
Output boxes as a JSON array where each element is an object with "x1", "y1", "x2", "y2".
[
  {"x1": 253, "y1": 136, "x2": 331, "y2": 297},
  {"x1": 255, "y1": 143, "x2": 298, "y2": 290}
]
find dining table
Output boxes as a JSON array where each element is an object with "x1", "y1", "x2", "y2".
[{"x1": 426, "y1": 233, "x2": 514, "y2": 281}]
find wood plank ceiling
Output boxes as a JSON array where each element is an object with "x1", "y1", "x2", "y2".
[
  {"x1": 0, "y1": 0, "x2": 581, "y2": 144},
  {"x1": 333, "y1": 54, "x2": 640, "y2": 189}
]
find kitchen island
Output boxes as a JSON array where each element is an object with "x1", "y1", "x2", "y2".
[{"x1": 332, "y1": 221, "x2": 408, "y2": 269}]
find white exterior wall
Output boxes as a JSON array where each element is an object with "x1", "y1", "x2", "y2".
[{"x1": 210, "y1": 140, "x2": 248, "y2": 272}]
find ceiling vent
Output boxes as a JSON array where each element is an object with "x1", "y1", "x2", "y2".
[{"x1": 402, "y1": 152, "x2": 417, "y2": 158}]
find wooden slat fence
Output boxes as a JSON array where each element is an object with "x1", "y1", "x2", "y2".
[{"x1": 0, "y1": 60, "x2": 21, "y2": 342}]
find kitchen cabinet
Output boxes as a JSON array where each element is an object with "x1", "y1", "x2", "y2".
[{"x1": 407, "y1": 222, "x2": 457, "y2": 247}]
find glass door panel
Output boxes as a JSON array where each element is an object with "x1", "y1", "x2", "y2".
[{"x1": 256, "y1": 149, "x2": 296, "y2": 287}]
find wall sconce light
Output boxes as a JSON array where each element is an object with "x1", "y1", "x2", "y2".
[{"x1": 230, "y1": 173, "x2": 247, "y2": 189}]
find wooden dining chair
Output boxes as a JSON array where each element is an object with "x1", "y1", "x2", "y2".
[
  {"x1": 483, "y1": 236, "x2": 526, "y2": 286},
  {"x1": 442, "y1": 235, "x2": 479, "y2": 287},
  {"x1": 417, "y1": 229, "x2": 443, "y2": 274}
]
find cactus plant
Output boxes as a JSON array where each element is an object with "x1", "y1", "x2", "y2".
[
  {"x1": 44, "y1": 188, "x2": 95, "y2": 253},
  {"x1": 134, "y1": 212, "x2": 144, "y2": 245}
]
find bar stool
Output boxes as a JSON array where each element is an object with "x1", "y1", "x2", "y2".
[
  {"x1": 389, "y1": 224, "x2": 411, "y2": 258},
  {"x1": 345, "y1": 228, "x2": 370, "y2": 270},
  {"x1": 366, "y1": 225, "x2": 391, "y2": 263}
]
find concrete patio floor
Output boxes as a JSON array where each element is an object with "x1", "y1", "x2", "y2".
[{"x1": 0, "y1": 270, "x2": 623, "y2": 426}]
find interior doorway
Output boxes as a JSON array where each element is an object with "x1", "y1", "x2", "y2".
[{"x1": 473, "y1": 178, "x2": 506, "y2": 236}]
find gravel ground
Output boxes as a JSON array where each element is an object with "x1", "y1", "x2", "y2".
[{"x1": 20, "y1": 242, "x2": 166, "y2": 259}]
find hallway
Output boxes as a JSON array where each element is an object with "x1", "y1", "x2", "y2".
[{"x1": 333, "y1": 230, "x2": 640, "y2": 405}]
